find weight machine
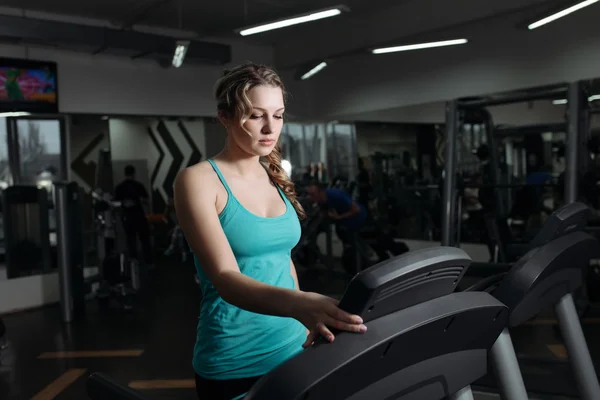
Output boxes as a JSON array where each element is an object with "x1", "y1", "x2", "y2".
[{"x1": 442, "y1": 81, "x2": 592, "y2": 248}]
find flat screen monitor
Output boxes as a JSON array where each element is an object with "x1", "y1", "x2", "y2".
[{"x1": 0, "y1": 57, "x2": 58, "y2": 114}]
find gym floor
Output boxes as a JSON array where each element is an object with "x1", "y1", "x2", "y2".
[{"x1": 0, "y1": 259, "x2": 598, "y2": 400}]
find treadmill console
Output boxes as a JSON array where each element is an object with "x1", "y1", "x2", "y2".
[
  {"x1": 529, "y1": 202, "x2": 590, "y2": 248},
  {"x1": 337, "y1": 247, "x2": 471, "y2": 322}
]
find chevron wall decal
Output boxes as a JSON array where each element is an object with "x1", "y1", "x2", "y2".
[
  {"x1": 178, "y1": 120, "x2": 203, "y2": 167},
  {"x1": 147, "y1": 126, "x2": 164, "y2": 186},
  {"x1": 156, "y1": 120, "x2": 184, "y2": 200},
  {"x1": 146, "y1": 119, "x2": 205, "y2": 213}
]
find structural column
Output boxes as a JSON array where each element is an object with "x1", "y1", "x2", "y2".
[
  {"x1": 565, "y1": 81, "x2": 581, "y2": 204},
  {"x1": 442, "y1": 100, "x2": 458, "y2": 246}
]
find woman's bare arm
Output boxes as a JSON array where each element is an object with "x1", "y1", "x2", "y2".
[
  {"x1": 174, "y1": 164, "x2": 365, "y2": 342},
  {"x1": 174, "y1": 165, "x2": 301, "y2": 317}
]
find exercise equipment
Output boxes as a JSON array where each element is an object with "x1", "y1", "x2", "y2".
[
  {"x1": 86, "y1": 247, "x2": 509, "y2": 400},
  {"x1": 2, "y1": 185, "x2": 52, "y2": 278},
  {"x1": 443, "y1": 82, "x2": 590, "y2": 249},
  {"x1": 91, "y1": 150, "x2": 140, "y2": 311},
  {"x1": 87, "y1": 373, "x2": 146, "y2": 400},
  {"x1": 92, "y1": 190, "x2": 140, "y2": 311},
  {"x1": 467, "y1": 202, "x2": 600, "y2": 400}
]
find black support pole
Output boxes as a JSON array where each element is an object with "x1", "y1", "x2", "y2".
[
  {"x1": 565, "y1": 82, "x2": 581, "y2": 204},
  {"x1": 442, "y1": 100, "x2": 458, "y2": 246}
]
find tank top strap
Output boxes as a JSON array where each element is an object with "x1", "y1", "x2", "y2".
[{"x1": 207, "y1": 159, "x2": 234, "y2": 196}]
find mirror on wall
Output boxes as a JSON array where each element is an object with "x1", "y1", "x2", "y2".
[
  {"x1": 0, "y1": 116, "x2": 67, "y2": 280},
  {"x1": 280, "y1": 121, "x2": 358, "y2": 185}
]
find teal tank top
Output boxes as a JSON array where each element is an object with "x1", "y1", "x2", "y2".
[{"x1": 192, "y1": 159, "x2": 306, "y2": 386}]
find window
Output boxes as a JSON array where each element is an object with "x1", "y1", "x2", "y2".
[{"x1": 16, "y1": 119, "x2": 62, "y2": 186}]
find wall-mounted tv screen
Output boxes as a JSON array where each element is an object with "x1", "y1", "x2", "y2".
[{"x1": 0, "y1": 57, "x2": 58, "y2": 114}]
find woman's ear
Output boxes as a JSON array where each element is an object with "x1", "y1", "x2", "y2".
[{"x1": 217, "y1": 111, "x2": 229, "y2": 129}]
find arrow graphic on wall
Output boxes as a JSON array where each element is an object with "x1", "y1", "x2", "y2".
[{"x1": 147, "y1": 119, "x2": 204, "y2": 213}]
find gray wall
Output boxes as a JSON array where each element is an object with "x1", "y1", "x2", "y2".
[{"x1": 204, "y1": 118, "x2": 227, "y2": 159}]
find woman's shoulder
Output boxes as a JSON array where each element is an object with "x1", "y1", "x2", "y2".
[{"x1": 175, "y1": 161, "x2": 218, "y2": 191}]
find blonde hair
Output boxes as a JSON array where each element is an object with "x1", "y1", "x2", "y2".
[{"x1": 214, "y1": 62, "x2": 306, "y2": 219}]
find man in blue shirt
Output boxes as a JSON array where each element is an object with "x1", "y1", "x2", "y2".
[{"x1": 306, "y1": 182, "x2": 367, "y2": 244}]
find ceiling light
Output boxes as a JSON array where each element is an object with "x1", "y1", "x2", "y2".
[
  {"x1": 372, "y1": 38, "x2": 468, "y2": 54},
  {"x1": 0, "y1": 112, "x2": 32, "y2": 117},
  {"x1": 172, "y1": 40, "x2": 190, "y2": 68},
  {"x1": 301, "y1": 62, "x2": 327, "y2": 80},
  {"x1": 239, "y1": 7, "x2": 343, "y2": 36},
  {"x1": 528, "y1": 0, "x2": 598, "y2": 30},
  {"x1": 552, "y1": 95, "x2": 600, "y2": 105}
]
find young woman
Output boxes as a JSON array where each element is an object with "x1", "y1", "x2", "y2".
[{"x1": 174, "y1": 63, "x2": 367, "y2": 400}]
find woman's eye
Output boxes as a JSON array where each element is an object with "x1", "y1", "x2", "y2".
[
  {"x1": 274, "y1": 115, "x2": 284, "y2": 119},
  {"x1": 250, "y1": 114, "x2": 263, "y2": 119}
]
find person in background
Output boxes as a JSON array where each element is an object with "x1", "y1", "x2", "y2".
[
  {"x1": 114, "y1": 165, "x2": 154, "y2": 270},
  {"x1": 173, "y1": 62, "x2": 366, "y2": 400},
  {"x1": 306, "y1": 181, "x2": 367, "y2": 247},
  {"x1": 316, "y1": 162, "x2": 327, "y2": 183},
  {"x1": 463, "y1": 173, "x2": 483, "y2": 213},
  {"x1": 302, "y1": 163, "x2": 315, "y2": 184}
]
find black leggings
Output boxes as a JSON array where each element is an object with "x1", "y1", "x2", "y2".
[{"x1": 195, "y1": 373, "x2": 262, "y2": 400}]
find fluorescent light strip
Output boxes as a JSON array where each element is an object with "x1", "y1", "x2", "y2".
[
  {"x1": 372, "y1": 38, "x2": 468, "y2": 54},
  {"x1": 0, "y1": 112, "x2": 31, "y2": 117},
  {"x1": 553, "y1": 95, "x2": 600, "y2": 105},
  {"x1": 240, "y1": 8, "x2": 341, "y2": 36},
  {"x1": 528, "y1": 0, "x2": 599, "y2": 30},
  {"x1": 301, "y1": 62, "x2": 327, "y2": 80}
]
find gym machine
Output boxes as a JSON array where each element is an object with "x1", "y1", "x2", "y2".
[
  {"x1": 91, "y1": 149, "x2": 141, "y2": 310},
  {"x1": 87, "y1": 247, "x2": 509, "y2": 400},
  {"x1": 2, "y1": 185, "x2": 52, "y2": 278},
  {"x1": 467, "y1": 201, "x2": 600, "y2": 400},
  {"x1": 443, "y1": 82, "x2": 590, "y2": 255}
]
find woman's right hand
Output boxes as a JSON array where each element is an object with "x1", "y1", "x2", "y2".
[{"x1": 292, "y1": 292, "x2": 367, "y2": 348}]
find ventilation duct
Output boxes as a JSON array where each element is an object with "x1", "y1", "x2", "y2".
[{"x1": 0, "y1": 14, "x2": 231, "y2": 66}]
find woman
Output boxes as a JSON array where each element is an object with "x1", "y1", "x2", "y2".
[{"x1": 174, "y1": 63, "x2": 366, "y2": 400}]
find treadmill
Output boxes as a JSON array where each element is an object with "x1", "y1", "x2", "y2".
[
  {"x1": 88, "y1": 247, "x2": 509, "y2": 400},
  {"x1": 467, "y1": 202, "x2": 600, "y2": 400}
]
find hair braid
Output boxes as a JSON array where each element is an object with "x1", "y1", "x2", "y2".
[{"x1": 263, "y1": 143, "x2": 306, "y2": 219}]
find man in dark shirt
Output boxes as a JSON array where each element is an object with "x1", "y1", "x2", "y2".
[{"x1": 114, "y1": 165, "x2": 153, "y2": 268}]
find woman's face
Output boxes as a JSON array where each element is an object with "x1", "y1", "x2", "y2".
[{"x1": 226, "y1": 85, "x2": 285, "y2": 157}]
